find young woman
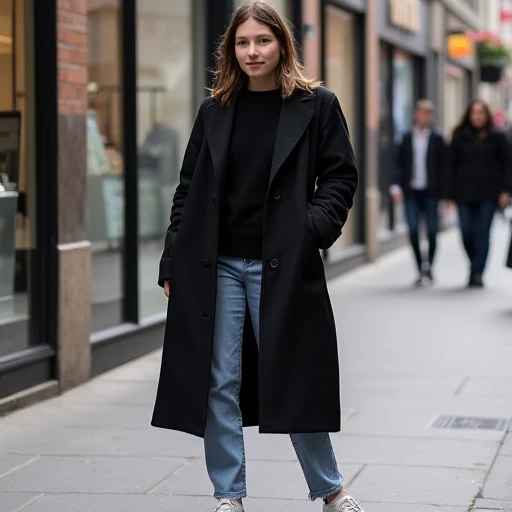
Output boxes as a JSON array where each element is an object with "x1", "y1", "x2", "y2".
[
  {"x1": 445, "y1": 99, "x2": 512, "y2": 287},
  {"x1": 151, "y1": 3, "x2": 361, "y2": 511}
]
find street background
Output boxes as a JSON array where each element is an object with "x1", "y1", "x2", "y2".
[{"x1": 1, "y1": 220, "x2": 511, "y2": 512}]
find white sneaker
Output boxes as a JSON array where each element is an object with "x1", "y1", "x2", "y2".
[
  {"x1": 323, "y1": 494, "x2": 364, "y2": 512},
  {"x1": 214, "y1": 499, "x2": 244, "y2": 512}
]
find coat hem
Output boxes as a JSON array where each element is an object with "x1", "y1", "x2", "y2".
[{"x1": 150, "y1": 418, "x2": 205, "y2": 438}]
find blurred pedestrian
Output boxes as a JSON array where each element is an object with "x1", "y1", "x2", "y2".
[
  {"x1": 151, "y1": 3, "x2": 362, "y2": 512},
  {"x1": 390, "y1": 99, "x2": 446, "y2": 285},
  {"x1": 445, "y1": 99, "x2": 512, "y2": 287}
]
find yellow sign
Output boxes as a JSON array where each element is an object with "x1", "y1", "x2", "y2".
[
  {"x1": 447, "y1": 33, "x2": 473, "y2": 59},
  {"x1": 389, "y1": 0, "x2": 420, "y2": 33}
]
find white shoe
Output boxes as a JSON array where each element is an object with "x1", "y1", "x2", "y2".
[
  {"x1": 323, "y1": 494, "x2": 364, "y2": 512},
  {"x1": 214, "y1": 499, "x2": 244, "y2": 512}
]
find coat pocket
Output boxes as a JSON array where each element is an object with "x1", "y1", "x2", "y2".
[{"x1": 307, "y1": 205, "x2": 322, "y2": 248}]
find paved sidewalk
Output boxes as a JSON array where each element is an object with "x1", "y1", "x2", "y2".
[{"x1": 1, "y1": 221, "x2": 512, "y2": 512}]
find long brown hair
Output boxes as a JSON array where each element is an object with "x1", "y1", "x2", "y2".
[
  {"x1": 452, "y1": 99, "x2": 494, "y2": 139},
  {"x1": 211, "y1": 1, "x2": 322, "y2": 107}
]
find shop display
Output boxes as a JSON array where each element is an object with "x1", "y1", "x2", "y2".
[
  {"x1": 0, "y1": 112, "x2": 21, "y2": 318},
  {"x1": 86, "y1": 110, "x2": 126, "y2": 243}
]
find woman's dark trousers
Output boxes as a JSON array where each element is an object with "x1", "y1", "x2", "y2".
[{"x1": 457, "y1": 200, "x2": 497, "y2": 274}]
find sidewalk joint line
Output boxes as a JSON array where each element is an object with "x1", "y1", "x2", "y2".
[
  {"x1": 345, "y1": 462, "x2": 367, "y2": 488},
  {"x1": 144, "y1": 459, "x2": 193, "y2": 495},
  {"x1": 454, "y1": 376, "x2": 470, "y2": 395},
  {"x1": 11, "y1": 493, "x2": 44, "y2": 512},
  {"x1": 0, "y1": 455, "x2": 41, "y2": 479}
]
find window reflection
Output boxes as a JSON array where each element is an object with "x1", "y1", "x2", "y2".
[
  {"x1": 87, "y1": 0, "x2": 125, "y2": 332},
  {"x1": 136, "y1": 0, "x2": 195, "y2": 318},
  {"x1": 0, "y1": 0, "x2": 37, "y2": 356}
]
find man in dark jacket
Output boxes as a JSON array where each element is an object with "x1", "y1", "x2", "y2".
[{"x1": 390, "y1": 100, "x2": 447, "y2": 285}]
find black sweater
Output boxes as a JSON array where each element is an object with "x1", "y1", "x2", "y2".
[
  {"x1": 219, "y1": 88, "x2": 283, "y2": 259},
  {"x1": 445, "y1": 127, "x2": 512, "y2": 202}
]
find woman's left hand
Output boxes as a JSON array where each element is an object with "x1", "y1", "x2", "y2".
[{"x1": 499, "y1": 192, "x2": 511, "y2": 210}]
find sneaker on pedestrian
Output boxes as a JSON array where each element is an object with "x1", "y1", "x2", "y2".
[
  {"x1": 413, "y1": 274, "x2": 424, "y2": 287},
  {"x1": 214, "y1": 499, "x2": 244, "y2": 512},
  {"x1": 468, "y1": 271, "x2": 484, "y2": 288},
  {"x1": 422, "y1": 266, "x2": 434, "y2": 283},
  {"x1": 323, "y1": 494, "x2": 364, "y2": 512}
]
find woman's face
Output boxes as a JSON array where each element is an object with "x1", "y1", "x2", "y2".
[
  {"x1": 469, "y1": 103, "x2": 488, "y2": 130},
  {"x1": 235, "y1": 17, "x2": 281, "y2": 90}
]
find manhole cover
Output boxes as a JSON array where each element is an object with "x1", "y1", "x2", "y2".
[{"x1": 431, "y1": 415, "x2": 511, "y2": 431}]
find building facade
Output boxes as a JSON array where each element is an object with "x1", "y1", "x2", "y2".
[{"x1": 0, "y1": 0, "x2": 484, "y2": 408}]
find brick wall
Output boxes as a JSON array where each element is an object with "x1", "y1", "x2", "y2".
[
  {"x1": 57, "y1": 0, "x2": 88, "y2": 115},
  {"x1": 55, "y1": 0, "x2": 92, "y2": 392}
]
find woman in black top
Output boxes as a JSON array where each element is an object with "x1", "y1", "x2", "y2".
[
  {"x1": 151, "y1": 2, "x2": 362, "y2": 512},
  {"x1": 446, "y1": 99, "x2": 512, "y2": 286}
]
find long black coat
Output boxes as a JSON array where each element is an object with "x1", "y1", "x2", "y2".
[{"x1": 151, "y1": 87, "x2": 358, "y2": 437}]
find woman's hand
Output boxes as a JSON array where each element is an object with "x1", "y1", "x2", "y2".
[
  {"x1": 499, "y1": 192, "x2": 511, "y2": 210},
  {"x1": 163, "y1": 280, "x2": 171, "y2": 298}
]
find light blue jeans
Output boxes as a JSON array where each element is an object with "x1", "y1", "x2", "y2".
[{"x1": 204, "y1": 256, "x2": 343, "y2": 501}]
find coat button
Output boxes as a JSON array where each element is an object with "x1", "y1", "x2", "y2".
[
  {"x1": 270, "y1": 258, "x2": 280, "y2": 269},
  {"x1": 273, "y1": 189, "x2": 281, "y2": 200}
]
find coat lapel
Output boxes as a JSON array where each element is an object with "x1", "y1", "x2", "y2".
[
  {"x1": 269, "y1": 91, "x2": 315, "y2": 184},
  {"x1": 203, "y1": 90, "x2": 315, "y2": 185},
  {"x1": 203, "y1": 93, "x2": 238, "y2": 183}
]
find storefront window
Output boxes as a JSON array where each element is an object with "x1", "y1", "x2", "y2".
[
  {"x1": 0, "y1": 0, "x2": 36, "y2": 356},
  {"x1": 443, "y1": 64, "x2": 467, "y2": 137},
  {"x1": 136, "y1": 0, "x2": 197, "y2": 318},
  {"x1": 378, "y1": 46, "x2": 415, "y2": 236},
  {"x1": 378, "y1": 43, "x2": 393, "y2": 235},
  {"x1": 391, "y1": 49, "x2": 413, "y2": 232},
  {"x1": 392, "y1": 49, "x2": 414, "y2": 138},
  {"x1": 324, "y1": 5, "x2": 358, "y2": 254},
  {"x1": 87, "y1": 0, "x2": 125, "y2": 332}
]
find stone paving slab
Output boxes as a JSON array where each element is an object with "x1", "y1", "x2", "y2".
[
  {"x1": 55, "y1": 379, "x2": 158, "y2": 406},
  {"x1": 0, "y1": 424, "x2": 204, "y2": 458},
  {"x1": 360, "y1": 505, "x2": 466, "y2": 512},
  {"x1": 480, "y1": 455, "x2": 512, "y2": 502},
  {"x1": 9, "y1": 494, "x2": 317, "y2": 512},
  {"x1": 0, "y1": 454, "x2": 38, "y2": 477},
  {"x1": 341, "y1": 388, "x2": 512, "y2": 416},
  {"x1": 459, "y1": 377, "x2": 512, "y2": 398},
  {"x1": 328, "y1": 435, "x2": 499, "y2": 469},
  {"x1": 0, "y1": 455, "x2": 186, "y2": 494},
  {"x1": 348, "y1": 465, "x2": 486, "y2": 506},
  {"x1": 338, "y1": 408, "x2": 507, "y2": 442},
  {"x1": 1, "y1": 492, "x2": 42, "y2": 512},
  {"x1": 151, "y1": 459, "x2": 363, "y2": 500},
  {"x1": 500, "y1": 434, "x2": 512, "y2": 457},
  {"x1": 339, "y1": 374, "x2": 464, "y2": 395},
  {"x1": 1, "y1": 401, "x2": 156, "y2": 429},
  {"x1": 474, "y1": 497, "x2": 512, "y2": 510}
]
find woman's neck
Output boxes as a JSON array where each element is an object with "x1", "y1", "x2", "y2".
[{"x1": 247, "y1": 74, "x2": 278, "y2": 92}]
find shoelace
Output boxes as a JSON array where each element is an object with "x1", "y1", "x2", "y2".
[
  {"x1": 337, "y1": 496, "x2": 363, "y2": 512},
  {"x1": 214, "y1": 499, "x2": 239, "y2": 512}
]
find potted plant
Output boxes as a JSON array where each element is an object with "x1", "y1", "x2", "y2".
[{"x1": 476, "y1": 36, "x2": 511, "y2": 83}]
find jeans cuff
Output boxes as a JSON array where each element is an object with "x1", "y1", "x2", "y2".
[
  {"x1": 308, "y1": 480, "x2": 343, "y2": 501},
  {"x1": 214, "y1": 491, "x2": 247, "y2": 500}
]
